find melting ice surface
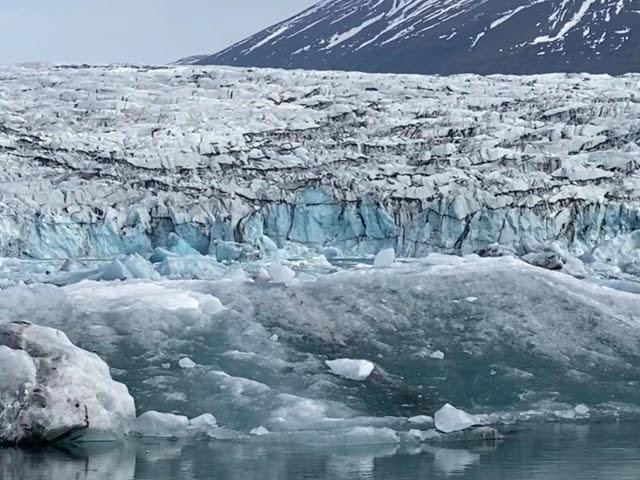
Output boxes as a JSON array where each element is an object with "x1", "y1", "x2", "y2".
[{"x1": 1, "y1": 253, "x2": 640, "y2": 447}]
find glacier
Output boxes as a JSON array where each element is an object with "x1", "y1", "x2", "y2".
[
  {"x1": 0, "y1": 65, "x2": 638, "y2": 263},
  {"x1": 1, "y1": 64, "x2": 640, "y2": 447}
]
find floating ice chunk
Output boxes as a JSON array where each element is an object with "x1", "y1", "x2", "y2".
[
  {"x1": 149, "y1": 248, "x2": 177, "y2": 263},
  {"x1": 270, "y1": 333, "x2": 279, "y2": 342},
  {"x1": 434, "y1": 404, "x2": 480, "y2": 433},
  {"x1": 268, "y1": 263, "x2": 296, "y2": 284},
  {"x1": 0, "y1": 321, "x2": 135, "y2": 445},
  {"x1": 522, "y1": 251, "x2": 565, "y2": 270},
  {"x1": 325, "y1": 359, "x2": 375, "y2": 381},
  {"x1": 51, "y1": 255, "x2": 158, "y2": 285},
  {"x1": 270, "y1": 395, "x2": 329, "y2": 430},
  {"x1": 465, "y1": 297, "x2": 478, "y2": 303},
  {"x1": 178, "y1": 357, "x2": 197, "y2": 369},
  {"x1": 407, "y1": 428, "x2": 439, "y2": 442},
  {"x1": 213, "y1": 241, "x2": 248, "y2": 262},
  {"x1": 373, "y1": 248, "x2": 395, "y2": 268},
  {"x1": 67, "y1": 282, "x2": 207, "y2": 312},
  {"x1": 156, "y1": 256, "x2": 226, "y2": 280},
  {"x1": 121, "y1": 254, "x2": 161, "y2": 280},
  {"x1": 556, "y1": 409, "x2": 577, "y2": 420},
  {"x1": 574, "y1": 404, "x2": 590, "y2": 416},
  {"x1": 254, "y1": 267, "x2": 271, "y2": 282},
  {"x1": 131, "y1": 411, "x2": 189, "y2": 438},
  {"x1": 430, "y1": 351, "x2": 445, "y2": 360},
  {"x1": 250, "y1": 426, "x2": 270, "y2": 436},
  {"x1": 161, "y1": 363, "x2": 171, "y2": 370},
  {"x1": 408, "y1": 415, "x2": 434, "y2": 425},
  {"x1": 60, "y1": 258, "x2": 85, "y2": 272},
  {"x1": 343, "y1": 426, "x2": 399, "y2": 445},
  {"x1": 166, "y1": 233, "x2": 201, "y2": 257},
  {"x1": 149, "y1": 237, "x2": 200, "y2": 263},
  {"x1": 188, "y1": 413, "x2": 218, "y2": 434}
]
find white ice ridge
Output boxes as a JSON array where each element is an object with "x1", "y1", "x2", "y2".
[{"x1": 0, "y1": 66, "x2": 638, "y2": 262}]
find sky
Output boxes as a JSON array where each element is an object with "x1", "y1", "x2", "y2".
[{"x1": 0, "y1": 0, "x2": 318, "y2": 65}]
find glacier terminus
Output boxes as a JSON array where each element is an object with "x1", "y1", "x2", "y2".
[{"x1": 0, "y1": 64, "x2": 639, "y2": 457}]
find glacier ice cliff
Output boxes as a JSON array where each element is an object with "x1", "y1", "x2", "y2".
[{"x1": 0, "y1": 65, "x2": 639, "y2": 261}]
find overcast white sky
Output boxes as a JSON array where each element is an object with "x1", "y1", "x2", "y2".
[{"x1": 0, "y1": 0, "x2": 318, "y2": 64}]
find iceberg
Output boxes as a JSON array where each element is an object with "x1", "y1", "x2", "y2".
[
  {"x1": 326, "y1": 359, "x2": 375, "y2": 381},
  {"x1": 250, "y1": 426, "x2": 270, "y2": 436},
  {"x1": 434, "y1": 404, "x2": 481, "y2": 434},
  {"x1": 0, "y1": 322, "x2": 135, "y2": 446},
  {"x1": 373, "y1": 248, "x2": 395, "y2": 268},
  {"x1": 131, "y1": 411, "x2": 189, "y2": 438},
  {"x1": 178, "y1": 357, "x2": 197, "y2": 369},
  {"x1": 268, "y1": 263, "x2": 296, "y2": 284}
]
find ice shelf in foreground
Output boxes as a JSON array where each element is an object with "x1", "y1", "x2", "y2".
[{"x1": 0, "y1": 322, "x2": 136, "y2": 446}]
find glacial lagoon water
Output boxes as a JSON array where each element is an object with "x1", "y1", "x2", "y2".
[{"x1": 2, "y1": 423, "x2": 640, "y2": 480}]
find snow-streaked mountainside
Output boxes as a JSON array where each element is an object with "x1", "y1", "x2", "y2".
[
  {"x1": 187, "y1": 0, "x2": 640, "y2": 74},
  {"x1": 1, "y1": 65, "x2": 640, "y2": 265}
]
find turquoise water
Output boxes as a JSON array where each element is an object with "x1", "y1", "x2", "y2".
[{"x1": 3, "y1": 423, "x2": 640, "y2": 480}]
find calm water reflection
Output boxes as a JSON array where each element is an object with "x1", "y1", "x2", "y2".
[{"x1": 2, "y1": 423, "x2": 640, "y2": 480}]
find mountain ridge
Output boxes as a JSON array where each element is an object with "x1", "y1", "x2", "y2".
[{"x1": 181, "y1": 0, "x2": 639, "y2": 74}]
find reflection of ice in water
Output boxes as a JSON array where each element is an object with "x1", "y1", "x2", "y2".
[
  {"x1": 426, "y1": 446, "x2": 480, "y2": 476},
  {"x1": 0, "y1": 443, "x2": 136, "y2": 480},
  {"x1": 327, "y1": 445, "x2": 398, "y2": 479}
]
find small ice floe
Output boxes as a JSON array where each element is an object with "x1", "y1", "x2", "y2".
[
  {"x1": 434, "y1": 404, "x2": 481, "y2": 433},
  {"x1": 574, "y1": 404, "x2": 590, "y2": 416},
  {"x1": 373, "y1": 248, "x2": 395, "y2": 268},
  {"x1": 407, "y1": 429, "x2": 440, "y2": 442},
  {"x1": 254, "y1": 267, "x2": 271, "y2": 282},
  {"x1": 131, "y1": 411, "x2": 189, "y2": 438},
  {"x1": 161, "y1": 363, "x2": 171, "y2": 370},
  {"x1": 430, "y1": 350, "x2": 445, "y2": 360},
  {"x1": 325, "y1": 358, "x2": 375, "y2": 381},
  {"x1": 268, "y1": 263, "x2": 296, "y2": 284},
  {"x1": 178, "y1": 357, "x2": 197, "y2": 369},
  {"x1": 250, "y1": 426, "x2": 270, "y2": 436},
  {"x1": 465, "y1": 297, "x2": 478, "y2": 303},
  {"x1": 188, "y1": 413, "x2": 218, "y2": 434},
  {"x1": 408, "y1": 415, "x2": 434, "y2": 425}
]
